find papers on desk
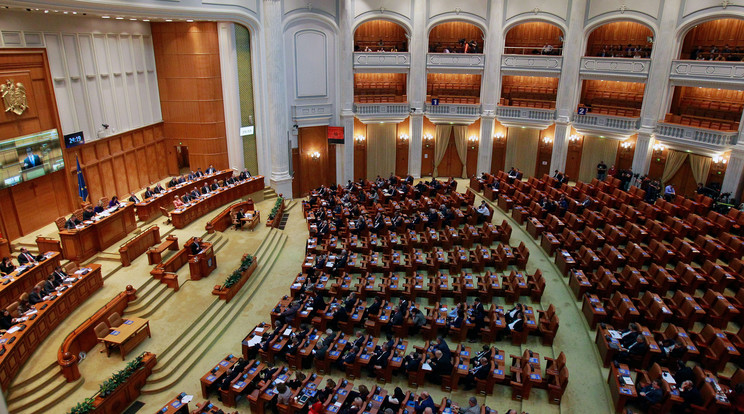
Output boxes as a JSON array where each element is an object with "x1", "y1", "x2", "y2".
[
  {"x1": 246, "y1": 336, "x2": 262, "y2": 346},
  {"x1": 63, "y1": 277, "x2": 76, "y2": 283},
  {"x1": 6, "y1": 325, "x2": 21, "y2": 334},
  {"x1": 421, "y1": 363, "x2": 432, "y2": 371},
  {"x1": 622, "y1": 376, "x2": 634, "y2": 386},
  {"x1": 181, "y1": 395, "x2": 194, "y2": 404},
  {"x1": 608, "y1": 330, "x2": 622, "y2": 340},
  {"x1": 284, "y1": 328, "x2": 292, "y2": 336},
  {"x1": 662, "y1": 371, "x2": 676, "y2": 384}
]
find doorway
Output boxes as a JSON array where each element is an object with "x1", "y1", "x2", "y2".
[
  {"x1": 176, "y1": 145, "x2": 190, "y2": 173},
  {"x1": 437, "y1": 129, "x2": 463, "y2": 178}
]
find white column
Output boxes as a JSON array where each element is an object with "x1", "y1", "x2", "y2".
[
  {"x1": 262, "y1": 0, "x2": 292, "y2": 197},
  {"x1": 218, "y1": 22, "x2": 245, "y2": 172},
  {"x1": 409, "y1": 113, "x2": 424, "y2": 178},
  {"x1": 477, "y1": 116, "x2": 495, "y2": 174},
  {"x1": 722, "y1": 147, "x2": 744, "y2": 201},
  {"x1": 339, "y1": 0, "x2": 355, "y2": 183},
  {"x1": 631, "y1": 131, "x2": 655, "y2": 175},
  {"x1": 550, "y1": 0, "x2": 587, "y2": 173},
  {"x1": 476, "y1": 2, "x2": 504, "y2": 175},
  {"x1": 639, "y1": 0, "x2": 680, "y2": 129},
  {"x1": 407, "y1": 0, "x2": 427, "y2": 178},
  {"x1": 551, "y1": 121, "x2": 570, "y2": 172}
]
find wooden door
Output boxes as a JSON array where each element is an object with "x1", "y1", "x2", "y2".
[{"x1": 668, "y1": 161, "x2": 699, "y2": 197}]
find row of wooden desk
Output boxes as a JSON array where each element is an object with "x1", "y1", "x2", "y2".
[
  {"x1": 0, "y1": 251, "x2": 61, "y2": 309},
  {"x1": 60, "y1": 203, "x2": 137, "y2": 262},
  {"x1": 0, "y1": 264, "x2": 103, "y2": 390},
  {"x1": 171, "y1": 176, "x2": 264, "y2": 229},
  {"x1": 134, "y1": 170, "x2": 233, "y2": 222}
]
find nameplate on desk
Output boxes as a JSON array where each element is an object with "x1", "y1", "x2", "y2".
[
  {"x1": 123, "y1": 319, "x2": 133, "y2": 325},
  {"x1": 110, "y1": 330, "x2": 120, "y2": 336},
  {"x1": 220, "y1": 360, "x2": 229, "y2": 366}
]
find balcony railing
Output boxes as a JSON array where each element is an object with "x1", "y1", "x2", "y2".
[
  {"x1": 669, "y1": 60, "x2": 744, "y2": 86},
  {"x1": 579, "y1": 57, "x2": 650, "y2": 80},
  {"x1": 426, "y1": 53, "x2": 485, "y2": 72},
  {"x1": 353, "y1": 103, "x2": 411, "y2": 123},
  {"x1": 353, "y1": 52, "x2": 410, "y2": 69},
  {"x1": 501, "y1": 54, "x2": 562, "y2": 76},
  {"x1": 655, "y1": 122, "x2": 739, "y2": 151},
  {"x1": 423, "y1": 103, "x2": 482, "y2": 123},
  {"x1": 572, "y1": 113, "x2": 640, "y2": 135},
  {"x1": 495, "y1": 106, "x2": 555, "y2": 128}
]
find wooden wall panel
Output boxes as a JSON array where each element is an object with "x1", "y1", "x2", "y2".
[
  {"x1": 151, "y1": 22, "x2": 228, "y2": 174},
  {"x1": 466, "y1": 119, "x2": 480, "y2": 177},
  {"x1": 505, "y1": 22, "x2": 564, "y2": 54},
  {"x1": 681, "y1": 18, "x2": 744, "y2": 58},
  {"x1": 586, "y1": 21, "x2": 653, "y2": 56},
  {"x1": 615, "y1": 135, "x2": 636, "y2": 171},
  {"x1": 422, "y1": 117, "x2": 436, "y2": 176},
  {"x1": 565, "y1": 138, "x2": 583, "y2": 180},
  {"x1": 354, "y1": 20, "x2": 407, "y2": 51},
  {"x1": 65, "y1": 123, "x2": 168, "y2": 204},
  {"x1": 536, "y1": 125, "x2": 555, "y2": 178},
  {"x1": 395, "y1": 118, "x2": 410, "y2": 177},
  {"x1": 429, "y1": 22, "x2": 484, "y2": 52},
  {"x1": 297, "y1": 126, "x2": 334, "y2": 197},
  {"x1": 647, "y1": 147, "x2": 668, "y2": 181},
  {"x1": 353, "y1": 118, "x2": 367, "y2": 181},
  {"x1": 491, "y1": 122, "x2": 507, "y2": 174},
  {"x1": 0, "y1": 49, "x2": 73, "y2": 240}
]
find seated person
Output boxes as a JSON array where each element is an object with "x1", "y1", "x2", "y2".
[
  {"x1": 0, "y1": 309, "x2": 18, "y2": 332},
  {"x1": 17, "y1": 248, "x2": 38, "y2": 265},
  {"x1": 42, "y1": 274, "x2": 60, "y2": 295},
  {"x1": 82, "y1": 205, "x2": 96, "y2": 220},
  {"x1": 235, "y1": 208, "x2": 246, "y2": 229},
  {"x1": 636, "y1": 379, "x2": 663, "y2": 409},
  {"x1": 64, "y1": 214, "x2": 81, "y2": 229},
  {"x1": 28, "y1": 285, "x2": 44, "y2": 305},
  {"x1": 0, "y1": 257, "x2": 16, "y2": 275},
  {"x1": 153, "y1": 183, "x2": 165, "y2": 193},
  {"x1": 414, "y1": 391, "x2": 436, "y2": 414},
  {"x1": 173, "y1": 196, "x2": 185, "y2": 209},
  {"x1": 239, "y1": 169, "x2": 251, "y2": 180},
  {"x1": 108, "y1": 196, "x2": 121, "y2": 208},
  {"x1": 128, "y1": 192, "x2": 140, "y2": 203},
  {"x1": 476, "y1": 201, "x2": 491, "y2": 224},
  {"x1": 143, "y1": 187, "x2": 155, "y2": 198}
]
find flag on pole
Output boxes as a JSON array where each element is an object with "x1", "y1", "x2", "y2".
[{"x1": 76, "y1": 156, "x2": 88, "y2": 202}]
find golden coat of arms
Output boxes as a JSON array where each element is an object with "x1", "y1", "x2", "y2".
[{"x1": 1, "y1": 79, "x2": 28, "y2": 116}]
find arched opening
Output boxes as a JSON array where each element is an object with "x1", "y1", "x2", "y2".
[
  {"x1": 663, "y1": 86, "x2": 742, "y2": 131},
  {"x1": 354, "y1": 19, "x2": 408, "y2": 52},
  {"x1": 504, "y1": 21, "x2": 564, "y2": 55},
  {"x1": 578, "y1": 80, "x2": 645, "y2": 118},
  {"x1": 680, "y1": 18, "x2": 744, "y2": 60},
  {"x1": 428, "y1": 21, "x2": 484, "y2": 53},
  {"x1": 585, "y1": 21, "x2": 653, "y2": 58}
]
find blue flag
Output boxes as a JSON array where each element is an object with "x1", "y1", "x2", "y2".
[{"x1": 76, "y1": 156, "x2": 88, "y2": 202}]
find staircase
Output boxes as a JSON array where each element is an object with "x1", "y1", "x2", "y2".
[
  {"x1": 139, "y1": 228, "x2": 288, "y2": 394},
  {"x1": 263, "y1": 187, "x2": 278, "y2": 200},
  {"x1": 7, "y1": 367, "x2": 85, "y2": 414}
]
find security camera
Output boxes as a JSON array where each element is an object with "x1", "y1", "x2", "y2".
[{"x1": 102, "y1": 123, "x2": 109, "y2": 129}]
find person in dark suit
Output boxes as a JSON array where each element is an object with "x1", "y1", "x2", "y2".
[
  {"x1": 82, "y1": 205, "x2": 96, "y2": 220},
  {"x1": 28, "y1": 286, "x2": 44, "y2": 305},
  {"x1": 22, "y1": 148, "x2": 42, "y2": 169},
  {"x1": 426, "y1": 349, "x2": 453, "y2": 384},
  {"x1": 399, "y1": 350, "x2": 421, "y2": 376},
  {"x1": 190, "y1": 189, "x2": 201, "y2": 200},
  {"x1": 414, "y1": 392, "x2": 436, "y2": 414},
  {"x1": 210, "y1": 179, "x2": 220, "y2": 191},
  {"x1": 167, "y1": 177, "x2": 179, "y2": 188},
  {"x1": 636, "y1": 379, "x2": 663, "y2": 409},
  {"x1": 51, "y1": 265, "x2": 67, "y2": 284},
  {"x1": 616, "y1": 335, "x2": 648, "y2": 364},
  {"x1": 65, "y1": 214, "x2": 81, "y2": 229},
  {"x1": 143, "y1": 187, "x2": 154, "y2": 199},
  {"x1": 226, "y1": 176, "x2": 236, "y2": 185},
  {"x1": 219, "y1": 364, "x2": 242, "y2": 392},
  {"x1": 469, "y1": 297, "x2": 486, "y2": 341},
  {"x1": 334, "y1": 249, "x2": 348, "y2": 272},
  {"x1": 187, "y1": 170, "x2": 197, "y2": 181},
  {"x1": 351, "y1": 331, "x2": 366, "y2": 349},
  {"x1": 330, "y1": 304, "x2": 348, "y2": 331},
  {"x1": 206, "y1": 165, "x2": 217, "y2": 174},
  {"x1": 280, "y1": 300, "x2": 301, "y2": 325},
  {"x1": 17, "y1": 248, "x2": 37, "y2": 265},
  {"x1": 343, "y1": 292, "x2": 358, "y2": 313},
  {"x1": 367, "y1": 342, "x2": 391, "y2": 376},
  {"x1": 461, "y1": 356, "x2": 489, "y2": 390},
  {"x1": 0, "y1": 257, "x2": 16, "y2": 275},
  {"x1": 195, "y1": 168, "x2": 205, "y2": 178},
  {"x1": 308, "y1": 291, "x2": 325, "y2": 318},
  {"x1": 42, "y1": 274, "x2": 58, "y2": 295},
  {"x1": 190, "y1": 239, "x2": 203, "y2": 255},
  {"x1": 364, "y1": 296, "x2": 382, "y2": 319},
  {"x1": 128, "y1": 192, "x2": 140, "y2": 203},
  {"x1": 316, "y1": 220, "x2": 330, "y2": 237},
  {"x1": 200, "y1": 183, "x2": 210, "y2": 194},
  {"x1": 431, "y1": 336, "x2": 451, "y2": 361},
  {"x1": 239, "y1": 169, "x2": 251, "y2": 180},
  {"x1": 338, "y1": 345, "x2": 359, "y2": 370},
  {"x1": 153, "y1": 183, "x2": 165, "y2": 193}
]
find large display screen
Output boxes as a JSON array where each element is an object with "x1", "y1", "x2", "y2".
[{"x1": 0, "y1": 129, "x2": 65, "y2": 189}]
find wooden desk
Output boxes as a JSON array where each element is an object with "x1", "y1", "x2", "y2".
[
  {"x1": 555, "y1": 249, "x2": 576, "y2": 276},
  {"x1": 134, "y1": 170, "x2": 233, "y2": 221},
  {"x1": 608, "y1": 362, "x2": 636, "y2": 413},
  {"x1": 201, "y1": 355, "x2": 240, "y2": 398},
  {"x1": 0, "y1": 251, "x2": 61, "y2": 309},
  {"x1": 0, "y1": 264, "x2": 103, "y2": 390},
  {"x1": 540, "y1": 232, "x2": 560, "y2": 257},
  {"x1": 569, "y1": 269, "x2": 592, "y2": 300},
  {"x1": 60, "y1": 202, "x2": 137, "y2": 262},
  {"x1": 582, "y1": 294, "x2": 607, "y2": 329},
  {"x1": 157, "y1": 395, "x2": 190, "y2": 414},
  {"x1": 189, "y1": 244, "x2": 217, "y2": 281},
  {"x1": 241, "y1": 211, "x2": 261, "y2": 231},
  {"x1": 101, "y1": 316, "x2": 151, "y2": 360},
  {"x1": 526, "y1": 217, "x2": 544, "y2": 240},
  {"x1": 171, "y1": 176, "x2": 264, "y2": 229}
]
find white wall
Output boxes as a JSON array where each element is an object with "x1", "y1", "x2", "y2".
[{"x1": 0, "y1": 11, "x2": 161, "y2": 142}]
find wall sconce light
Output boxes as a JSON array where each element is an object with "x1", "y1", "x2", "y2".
[
  {"x1": 568, "y1": 134, "x2": 581, "y2": 143},
  {"x1": 652, "y1": 143, "x2": 665, "y2": 153},
  {"x1": 713, "y1": 156, "x2": 728, "y2": 165},
  {"x1": 542, "y1": 136, "x2": 553, "y2": 145},
  {"x1": 620, "y1": 141, "x2": 633, "y2": 150},
  {"x1": 399, "y1": 133, "x2": 409, "y2": 141},
  {"x1": 494, "y1": 133, "x2": 504, "y2": 140},
  {"x1": 310, "y1": 151, "x2": 321, "y2": 160},
  {"x1": 355, "y1": 134, "x2": 366, "y2": 142},
  {"x1": 423, "y1": 133, "x2": 434, "y2": 142},
  {"x1": 468, "y1": 135, "x2": 479, "y2": 143}
]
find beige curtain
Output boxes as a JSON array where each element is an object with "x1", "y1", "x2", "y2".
[
  {"x1": 504, "y1": 127, "x2": 539, "y2": 177},
  {"x1": 578, "y1": 136, "x2": 619, "y2": 183},
  {"x1": 366, "y1": 123, "x2": 397, "y2": 180},
  {"x1": 661, "y1": 150, "x2": 688, "y2": 184},
  {"x1": 433, "y1": 125, "x2": 453, "y2": 176},
  {"x1": 453, "y1": 126, "x2": 468, "y2": 178},
  {"x1": 688, "y1": 154, "x2": 712, "y2": 185}
]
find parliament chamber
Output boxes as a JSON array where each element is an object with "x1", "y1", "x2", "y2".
[{"x1": 1, "y1": 1, "x2": 744, "y2": 414}]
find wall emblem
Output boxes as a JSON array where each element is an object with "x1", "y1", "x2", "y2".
[{"x1": 1, "y1": 80, "x2": 28, "y2": 115}]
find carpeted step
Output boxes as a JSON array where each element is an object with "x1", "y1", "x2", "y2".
[
  {"x1": 8, "y1": 377, "x2": 85, "y2": 414},
  {"x1": 6, "y1": 361, "x2": 61, "y2": 403}
]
